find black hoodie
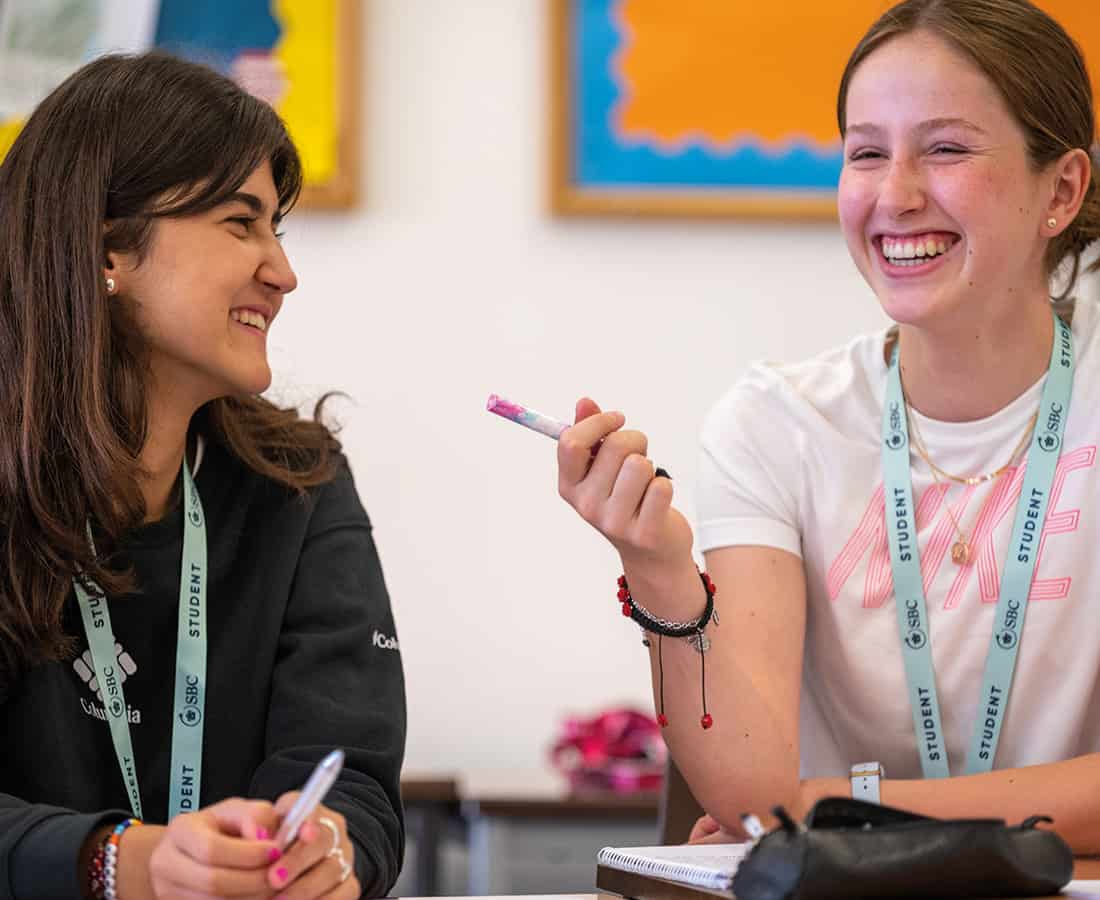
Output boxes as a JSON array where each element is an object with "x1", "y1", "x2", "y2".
[{"x1": 0, "y1": 438, "x2": 406, "y2": 899}]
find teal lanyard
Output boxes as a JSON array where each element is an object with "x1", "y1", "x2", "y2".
[
  {"x1": 74, "y1": 459, "x2": 208, "y2": 820},
  {"x1": 881, "y1": 312, "x2": 1073, "y2": 777}
]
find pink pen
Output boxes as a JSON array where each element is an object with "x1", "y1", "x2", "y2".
[
  {"x1": 486, "y1": 394, "x2": 670, "y2": 478},
  {"x1": 486, "y1": 394, "x2": 568, "y2": 439}
]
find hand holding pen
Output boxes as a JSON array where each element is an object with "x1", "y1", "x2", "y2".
[
  {"x1": 266, "y1": 749, "x2": 359, "y2": 898},
  {"x1": 487, "y1": 394, "x2": 695, "y2": 577}
]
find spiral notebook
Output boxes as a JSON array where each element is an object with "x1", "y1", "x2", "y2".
[{"x1": 596, "y1": 842, "x2": 751, "y2": 891}]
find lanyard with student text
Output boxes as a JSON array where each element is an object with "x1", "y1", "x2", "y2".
[
  {"x1": 881, "y1": 311, "x2": 1073, "y2": 777},
  {"x1": 74, "y1": 459, "x2": 208, "y2": 820}
]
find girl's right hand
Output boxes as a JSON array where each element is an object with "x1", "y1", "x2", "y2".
[
  {"x1": 141, "y1": 798, "x2": 282, "y2": 899},
  {"x1": 557, "y1": 397, "x2": 694, "y2": 573}
]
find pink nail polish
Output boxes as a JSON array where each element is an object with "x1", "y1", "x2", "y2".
[
  {"x1": 268, "y1": 847, "x2": 282, "y2": 862},
  {"x1": 257, "y1": 827, "x2": 270, "y2": 840},
  {"x1": 276, "y1": 866, "x2": 288, "y2": 883}
]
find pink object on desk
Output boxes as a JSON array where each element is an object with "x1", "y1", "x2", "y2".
[{"x1": 550, "y1": 708, "x2": 666, "y2": 794}]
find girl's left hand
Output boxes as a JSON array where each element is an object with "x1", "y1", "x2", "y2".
[
  {"x1": 267, "y1": 792, "x2": 359, "y2": 899},
  {"x1": 688, "y1": 812, "x2": 742, "y2": 844}
]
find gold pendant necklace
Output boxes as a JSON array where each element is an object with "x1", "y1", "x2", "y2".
[{"x1": 905, "y1": 406, "x2": 1037, "y2": 566}]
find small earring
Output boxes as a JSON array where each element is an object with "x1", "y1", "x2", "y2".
[
  {"x1": 1047, "y1": 217, "x2": 1058, "y2": 229},
  {"x1": 105, "y1": 277, "x2": 116, "y2": 294}
]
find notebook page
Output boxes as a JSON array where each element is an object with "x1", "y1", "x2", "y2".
[{"x1": 597, "y1": 843, "x2": 751, "y2": 891}]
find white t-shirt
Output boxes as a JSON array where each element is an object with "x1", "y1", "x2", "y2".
[{"x1": 698, "y1": 299, "x2": 1100, "y2": 780}]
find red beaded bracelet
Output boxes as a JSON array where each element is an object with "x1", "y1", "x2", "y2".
[{"x1": 617, "y1": 569, "x2": 717, "y2": 730}]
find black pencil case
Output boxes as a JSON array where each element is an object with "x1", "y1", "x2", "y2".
[{"x1": 730, "y1": 796, "x2": 1073, "y2": 900}]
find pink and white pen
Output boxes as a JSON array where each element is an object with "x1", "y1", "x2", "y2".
[
  {"x1": 486, "y1": 394, "x2": 670, "y2": 478},
  {"x1": 486, "y1": 394, "x2": 568, "y2": 439}
]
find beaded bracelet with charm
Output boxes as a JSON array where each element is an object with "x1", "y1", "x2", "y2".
[{"x1": 617, "y1": 569, "x2": 718, "y2": 730}]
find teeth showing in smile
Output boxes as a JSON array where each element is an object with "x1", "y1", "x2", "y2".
[
  {"x1": 881, "y1": 235, "x2": 953, "y2": 267},
  {"x1": 230, "y1": 308, "x2": 268, "y2": 332}
]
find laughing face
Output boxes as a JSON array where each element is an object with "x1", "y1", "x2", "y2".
[
  {"x1": 838, "y1": 30, "x2": 1052, "y2": 328},
  {"x1": 110, "y1": 160, "x2": 296, "y2": 405}
]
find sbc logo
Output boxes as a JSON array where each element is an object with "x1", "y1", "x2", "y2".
[
  {"x1": 997, "y1": 629, "x2": 1018, "y2": 650},
  {"x1": 188, "y1": 494, "x2": 203, "y2": 527},
  {"x1": 885, "y1": 432, "x2": 906, "y2": 451},
  {"x1": 179, "y1": 674, "x2": 202, "y2": 726},
  {"x1": 179, "y1": 706, "x2": 203, "y2": 727},
  {"x1": 905, "y1": 629, "x2": 927, "y2": 651},
  {"x1": 1037, "y1": 432, "x2": 1060, "y2": 453}
]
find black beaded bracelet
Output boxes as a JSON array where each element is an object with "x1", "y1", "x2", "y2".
[
  {"x1": 616, "y1": 569, "x2": 718, "y2": 729},
  {"x1": 617, "y1": 569, "x2": 717, "y2": 637}
]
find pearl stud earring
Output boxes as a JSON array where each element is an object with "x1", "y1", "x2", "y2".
[
  {"x1": 1047, "y1": 217, "x2": 1058, "y2": 229},
  {"x1": 105, "y1": 277, "x2": 116, "y2": 293}
]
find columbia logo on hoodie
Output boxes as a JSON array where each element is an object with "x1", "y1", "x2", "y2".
[{"x1": 73, "y1": 643, "x2": 143, "y2": 723}]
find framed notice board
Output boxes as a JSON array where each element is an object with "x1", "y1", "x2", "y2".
[
  {"x1": 550, "y1": 0, "x2": 1100, "y2": 221},
  {"x1": 0, "y1": 0, "x2": 362, "y2": 209}
]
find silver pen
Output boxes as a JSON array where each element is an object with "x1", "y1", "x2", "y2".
[{"x1": 274, "y1": 749, "x2": 345, "y2": 848}]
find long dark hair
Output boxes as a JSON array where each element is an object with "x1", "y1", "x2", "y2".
[
  {"x1": 0, "y1": 53, "x2": 340, "y2": 689},
  {"x1": 837, "y1": 0, "x2": 1100, "y2": 298}
]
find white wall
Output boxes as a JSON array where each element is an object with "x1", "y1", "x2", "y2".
[{"x1": 267, "y1": 0, "x2": 887, "y2": 773}]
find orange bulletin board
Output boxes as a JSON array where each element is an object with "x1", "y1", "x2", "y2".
[{"x1": 551, "y1": 0, "x2": 1100, "y2": 220}]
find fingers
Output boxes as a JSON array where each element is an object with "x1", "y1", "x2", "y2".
[
  {"x1": 152, "y1": 889, "x2": 269, "y2": 900},
  {"x1": 574, "y1": 396, "x2": 602, "y2": 424},
  {"x1": 567, "y1": 436, "x2": 662, "y2": 541},
  {"x1": 558, "y1": 410, "x2": 625, "y2": 487},
  {"x1": 274, "y1": 791, "x2": 300, "y2": 818},
  {"x1": 561, "y1": 422, "x2": 647, "y2": 504},
  {"x1": 558, "y1": 398, "x2": 680, "y2": 560},
  {"x1": 273, "y1": 855, "x2": 359, "y2": 900},
  {"x1": 205, "y1": 797, "x2": 281, "y2": 844},
  {"x1": 688, "y1": 813, "x2": 721, "y2": 844},
  {"x1": 692, "y1": 827, "x2": 741, "y2": 845},
  {"x1": 632, "y1": 471, "x2": 675, "y2": 550},
  {"x1": 270, "y1": 816, "x2": 327, "y2": 889},
  {"x1": 602, "y1": 452, "x2": 656, "y2": 533},
  {"x1": 151, "y1": 814, "x2": 278, "y2": 899},
  {"x1": 168, "y1": 801, "x2": 281, "y2": 870},
  {"x1": 586, "y1": 429, "x2": 650, "y2": 496},
  {"x1": 269, "y1": 805, "x2": 358, "y2": 899},
  {"x1": 151, "y1": 846, "x2": 274, "y2": 897}
]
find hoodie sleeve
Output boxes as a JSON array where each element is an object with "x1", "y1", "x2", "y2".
[
  {"x1": 247, "y1": 463, "x2": 406, "y2": 899},
  {"x1": 0, "y1": 796, "x2": 126, "y2": 900}
]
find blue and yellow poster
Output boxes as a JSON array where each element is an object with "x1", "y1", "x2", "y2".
[{"x1": 0, "y1": 0, "x2": 356, "y2": 207}]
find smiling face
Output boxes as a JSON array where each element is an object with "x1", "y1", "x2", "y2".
[
  {"x1": 111, "y1": 161, "x2": 297, "y2": 406},
  {"x1": 838, "y1": 30, "x2": 1052, "y2": 328}
]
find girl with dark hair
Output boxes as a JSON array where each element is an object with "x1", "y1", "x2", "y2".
[
  {"x1": 558, "y1": 0, "x2": 1100, "y2": 853},
  {"x1": 0, "y1": 53, "x2": 404, "y2": 899}
]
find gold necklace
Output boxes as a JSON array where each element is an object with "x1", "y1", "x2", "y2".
[
  {"x1": 906, "y1": 409, "x2": 1038, "y2": 565},
  {"x1": 907, "y1": 409, "x2": 1039, "y2": 486}
]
